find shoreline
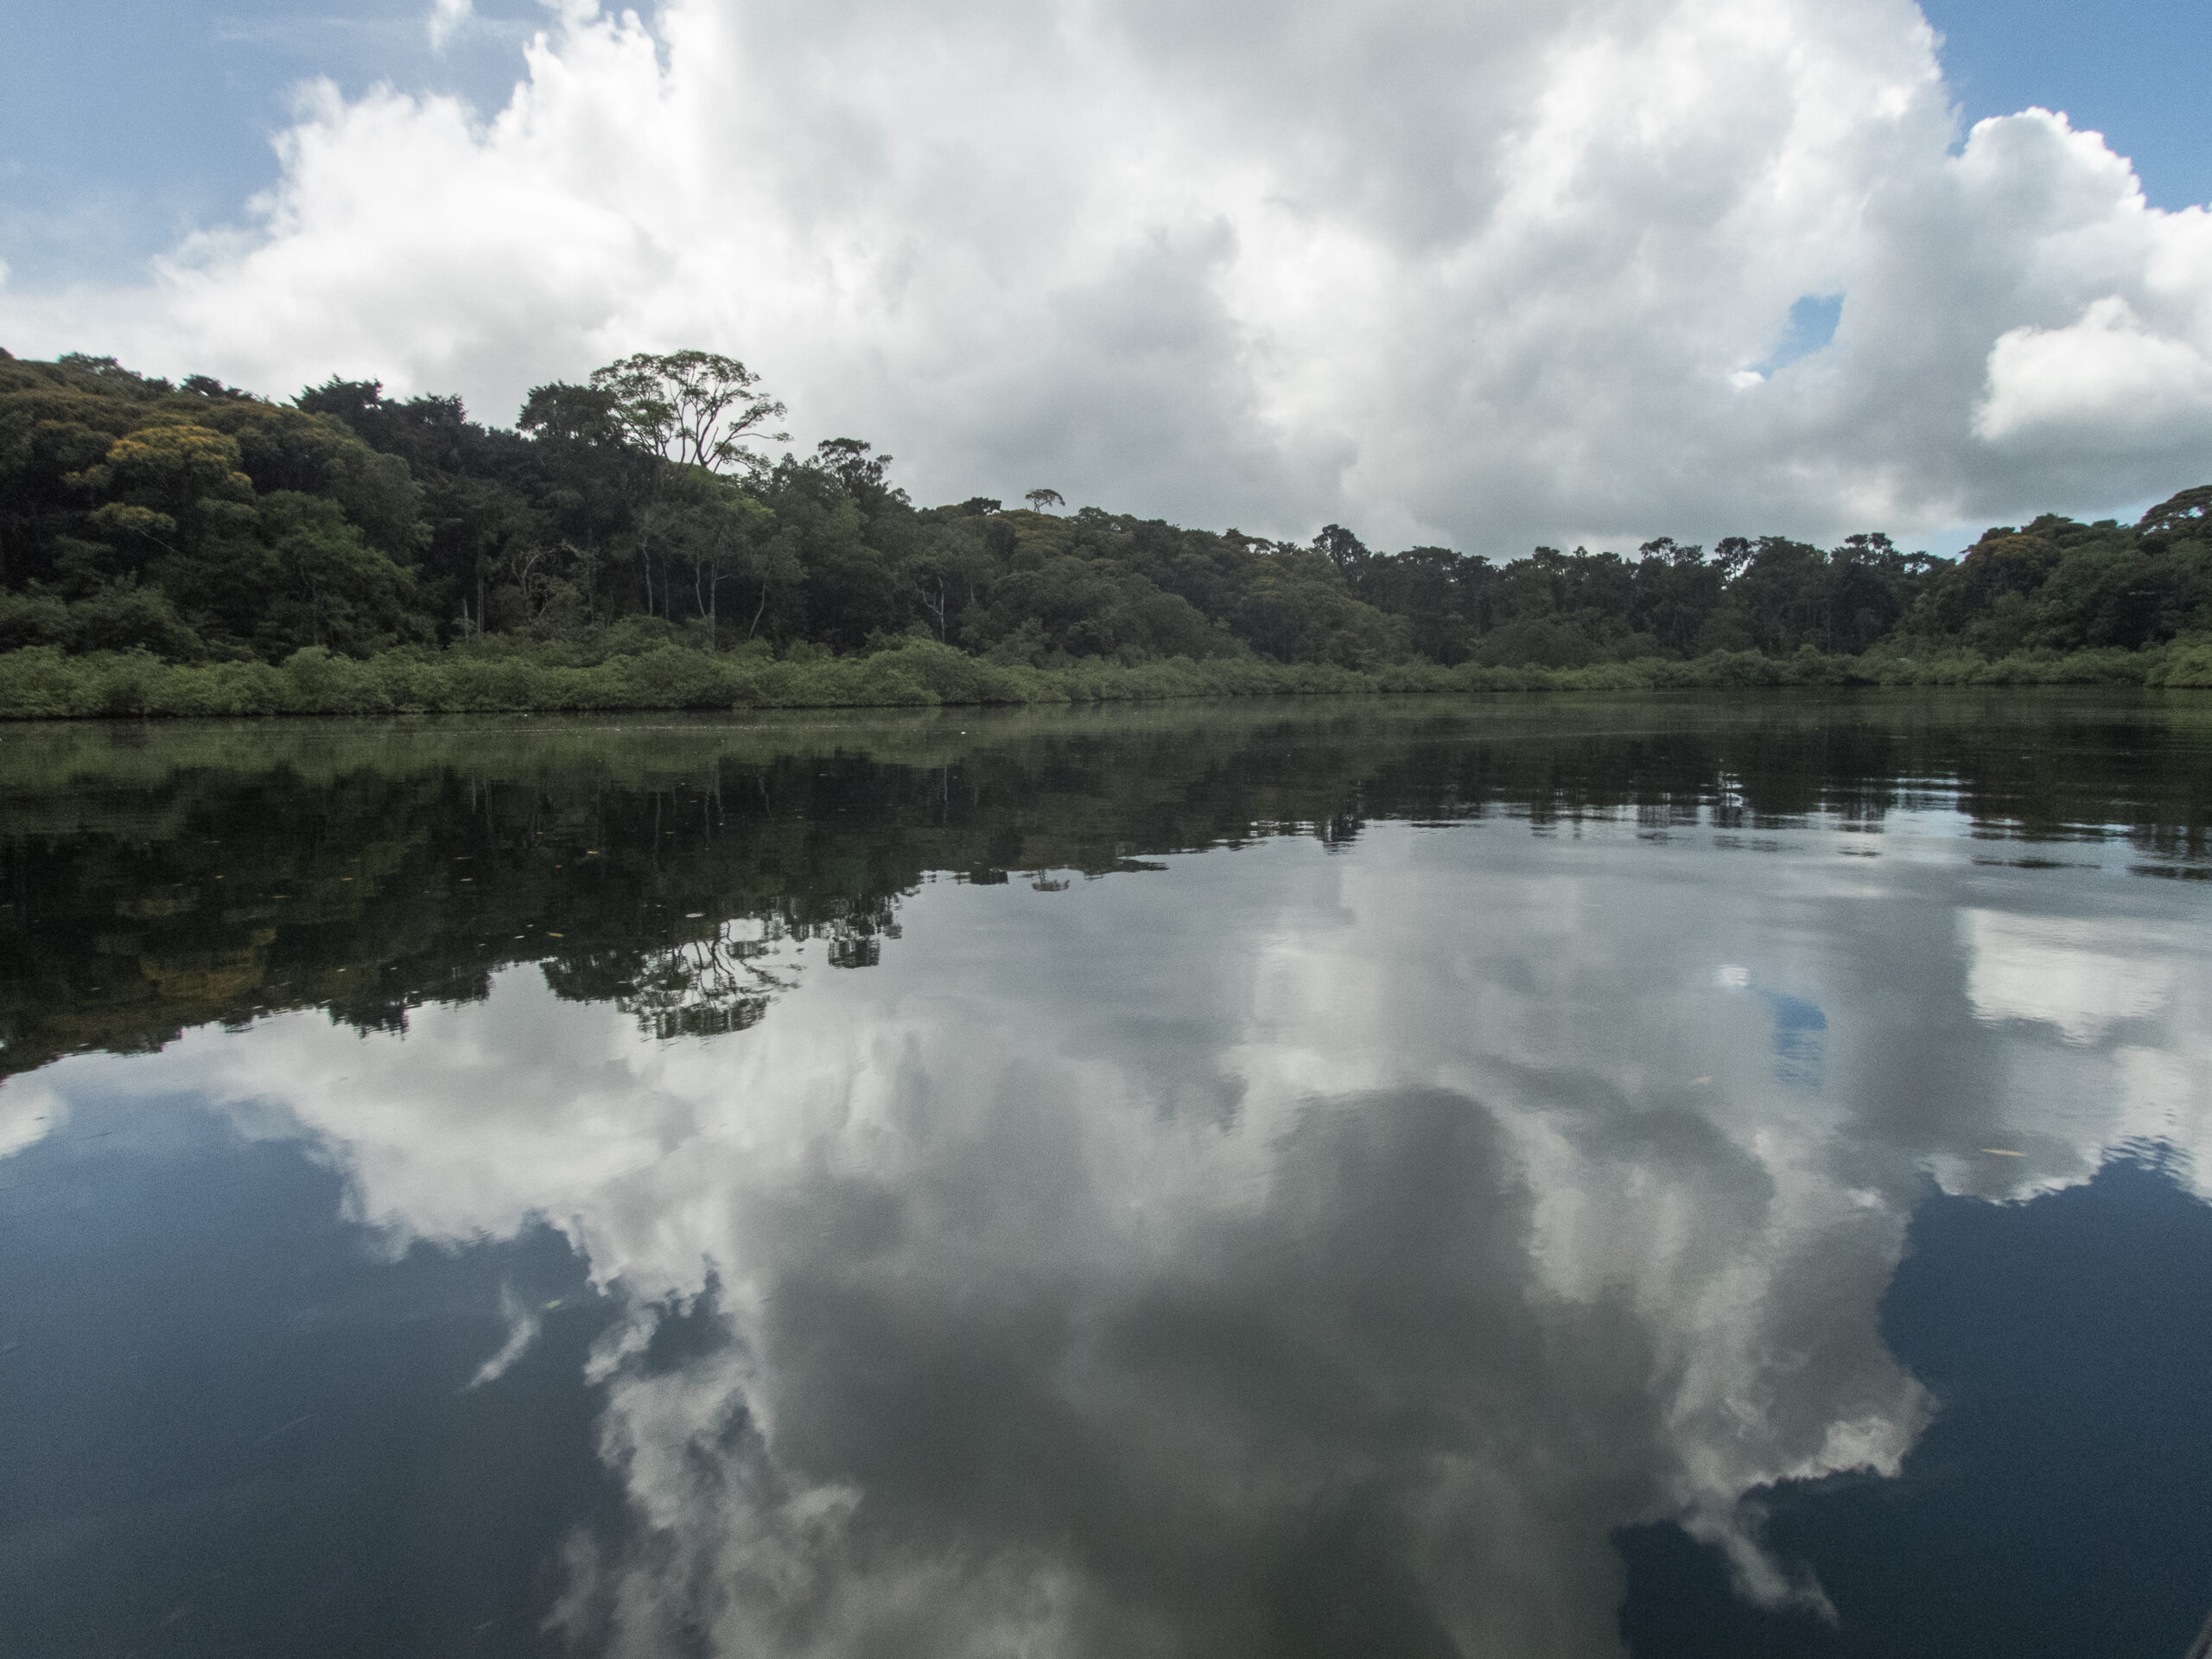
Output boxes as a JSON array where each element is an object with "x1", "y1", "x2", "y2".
[{"x1": 2, "y1": 635, "x2": 2208, "y2": 721}]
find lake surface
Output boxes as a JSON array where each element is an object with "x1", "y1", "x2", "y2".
[{"x1": 2, "y1": 692, "x2": 2209, "y2": 1659}]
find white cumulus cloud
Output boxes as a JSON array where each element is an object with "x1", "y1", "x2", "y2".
[
  {"x1": 1979, "y1": 296, "x2": 2212, "y2": 448},
  {"x1": 2, "y1": 0, "x2": 2209, "y2": 551},
  {"x1": 428, "y1": 0, "x2": 475, "y2": 53}
]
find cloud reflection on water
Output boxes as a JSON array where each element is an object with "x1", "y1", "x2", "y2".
[{"x1": 10, "y1": 808, "x2": 2211, "y2": 1656}]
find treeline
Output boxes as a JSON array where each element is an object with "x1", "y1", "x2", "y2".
[{"x1": 2, "y1": 347, "x2": 2209, "y2": 705}]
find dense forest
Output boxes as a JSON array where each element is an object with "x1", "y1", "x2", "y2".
[{"x1": 2, "y1": 346, "x2": 2209, "y2": 713}]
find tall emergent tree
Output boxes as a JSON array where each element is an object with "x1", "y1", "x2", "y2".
[
  {"x1": 588, "y1": 351, "x2": 790, "y2": 476},
  {"x1": 573, "y1": 352, "x2": 792, "y2": 621}
]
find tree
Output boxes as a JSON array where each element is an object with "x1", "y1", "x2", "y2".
[
  {"x1": 816, "y1": 439, "x2": 906, "y2": 514},
  {"x1": 83, "y1": 423, "x2": 255, "y2": 520},
  {"x1": 258, "y1": 491, "x2": 414, "y2": 654},
  {"x1": 568, "y1": 353, "x2": 789, "y2": 622},
  {"x1": 12, "y1": 350, "x2": 2209, "y2": 676},
  {"x1": 2139, "y1": 485, "x2": 2212, "y2": 545},
  {"x1": 59, "y1": 424, "x2": 258, "y2": 596},
  {"x1": 1313, "y1": 524, "x2": 1370, "y2": 581},
  {"x1": 587, "y1": 351, "x2": 790, "y2": 476},
  {"x1": 661, "y1": 469, "x2": 778, "y2": 648},
  {"x1": 518, "y1": 381, "x2": 627, "y2": 450}
]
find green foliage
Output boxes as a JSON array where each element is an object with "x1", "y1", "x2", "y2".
[
  {"x1": 1897, "y1": 493, "x2": 2212, "y2": 655},
  {"x1": 0, "y1": 357, "x2": 423, "y2": 663},
  {"x1": 3, "y1": 352, "x2": 2208, "y2": 715},
  {"x1": 588, "y1": 350, "x2": 789, "y2": 474},
  {"x1": 12, "y1": 632, "x2": 2208, "y2": 721}
]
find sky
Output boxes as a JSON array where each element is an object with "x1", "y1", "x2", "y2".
[{"x1": 2, "y1": 0, "x2": 2209, "y2": 555}]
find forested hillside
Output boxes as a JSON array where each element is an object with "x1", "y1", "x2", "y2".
[{"x1": 2, "y1": 347, "x2": 2208, "y2": 696}]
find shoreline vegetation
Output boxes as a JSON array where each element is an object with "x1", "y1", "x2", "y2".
[
  {"x1": 3, "y1": 632, "x2": 2211, "y2": 721},
  {"x1": 3, "y1": 347, "x2": 2209, "y2": 720}
]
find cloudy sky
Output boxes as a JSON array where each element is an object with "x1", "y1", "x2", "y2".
[{"x1": 3, "y1": 0, "x2": 2209, "y2": 554}]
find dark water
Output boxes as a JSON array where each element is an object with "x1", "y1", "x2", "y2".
[{"x1": 2, "y1": 692, "x2": 2209, "y2": 1659}]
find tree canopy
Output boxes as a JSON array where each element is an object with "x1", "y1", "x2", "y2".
[{"x1": 2, "y1": 346, "x2": 2206, "y2": 674}]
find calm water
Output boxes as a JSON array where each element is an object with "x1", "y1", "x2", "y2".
[{"x1": 2, "y1": 693, "x2": 2209, "y2": 1659}]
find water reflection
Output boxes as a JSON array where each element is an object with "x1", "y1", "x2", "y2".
[
  {"x1": 1620, "y1": 1148, "x2": 2212, "y2": 1658},
  {"x1": 2, "y1": 693, "x2": 2209, "y2": 1657}
]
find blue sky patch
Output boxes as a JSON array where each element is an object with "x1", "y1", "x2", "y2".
[
  {"x1": 1921, "y1": 0, "x2": 2210, "y2": 210},
  {"x1": 1754, "y1": 295, "x2": 1845, "y2": 378}
]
